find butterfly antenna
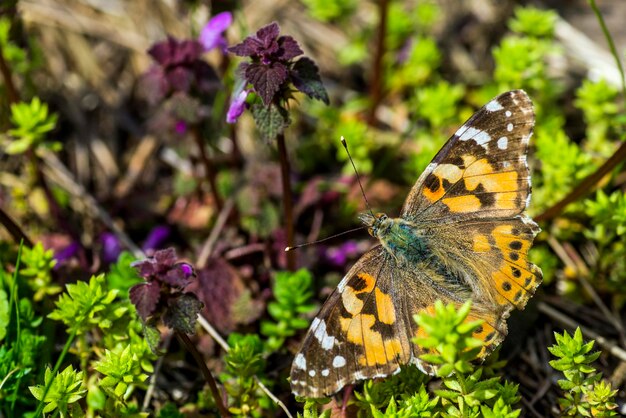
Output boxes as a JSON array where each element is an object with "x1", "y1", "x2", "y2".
[
  {"x1": 341, "y1": 136, "x2": 375, "y2": 217},
  {"x1": 285, "y1": 226, "x2": 366, "y2": 252}
]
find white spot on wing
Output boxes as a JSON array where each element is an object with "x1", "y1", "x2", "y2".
[
  {"x1": 507, "y1": 123, "x2": 513, "y2": 132},
  {"x1": 309, "y1": 370, "x2": 316, "y2": 377},
  {"x1": 497, "y1": 136, "x2": 508, "y2": 150},
  {"x1": 455, "y1": 126, "x2": 491, "y2": 149},
  {"x1": 294, "y1": 353, "x2": 307, "y2": 370},
  {"x1": 505, "y1": 110, "x2": 512, "y2": 117},
  {"x1": 486, "y1": 99, "x2": 503, "y2": 111},
  {"x1": 333, "y1": 355, "x2": 346, "y2": 368},
  {"x1": 312, "y1": 318, "x2": 336, "y2": 350},
  {"x1": 321, "y1": 369, "x2": 330, "y2": 377}
]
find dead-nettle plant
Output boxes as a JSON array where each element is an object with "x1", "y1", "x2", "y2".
[
  {"x1": 141, "y1": 12, "x2": 234, "y2": 212},
  {"x1": 129, "y1": 247, "x2": 231, "y2": 417},
  {"x1": 226, "y1": 22, "x2": 329, "y2": 270}
]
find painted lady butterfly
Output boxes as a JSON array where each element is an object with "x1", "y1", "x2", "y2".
[{"x1": 290, "y1": 90, "x2": 542, "y2": 398}]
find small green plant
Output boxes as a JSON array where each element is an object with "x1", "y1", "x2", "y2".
[
  {"x1": 549, "y1": 327, "x2": 618, "y2": 416},
  {"x1": 222, "y1": 333, "x2": 267, "y2": 415},
  {"x1": 261, "y1": 268, "x2": 317, "y2": 351},
  {"x1": 29, "y1": 365, "x2": 87, "y2": 417},
  {"x1": 5, "y1": 97, "x2": 59, "y2": 154},
  {"x1": 345, "y1": 301, "x2": 521, "y2": 417},
  {"x1": 19, "y1": 242, "x2": 62, "y2": 301}
]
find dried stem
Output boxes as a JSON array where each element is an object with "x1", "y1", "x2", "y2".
[
  {"x1": 0, "y1": 42, "x2": 19, "y2": 104},
  {"x1": 196, "y1": 315, "x2": 293, "y2": 418},
  {"x1": 176, "y1": 330, "x2": 230, "y2": 417},
  {"x1": 0, "y1": 208, "x2": 32, "y2": 247},
  {"x1": 277, "y1": 132, "x2": 296, "y2": 270},
  {"x1": 192, "y1": 125, "x2": 223, "y2": 212},
  {"x1": 535, "y1": 140, "x2": 626, "y2": 222},
  {"x1": 366, "y1": 0, "x2": 389, "y2": 125}
]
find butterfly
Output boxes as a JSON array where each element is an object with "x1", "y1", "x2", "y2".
[{"x1": 290, "y1": 90, "x2": 542, "y2": 398}]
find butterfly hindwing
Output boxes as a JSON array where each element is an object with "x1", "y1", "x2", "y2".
[
  {"x1": 402, "y1": 90, "x2": 534, "y2": 221},
  {"x1": 291, "y1": 247, "x2": 413, "y2": 398}
]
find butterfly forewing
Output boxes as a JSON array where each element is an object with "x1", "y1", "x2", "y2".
[{"x1": 401, "y1": 90, "x2": 534, "y2": 222}]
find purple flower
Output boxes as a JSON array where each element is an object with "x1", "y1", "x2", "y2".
[
  {"x1": 142, "y1": 225, "x2": 172, "y2": 252},
  {"x1": 226, "y1": 88, "x2": 249, "y2": 123},
  {"x1": 324, "y1": 240, "x2": 360, "y2": 267},
  {"x1": 199, "y1": 12, "x2": 232, "y2": 52},
  {"x1": 101, "y1": 232, "x2": 122, "y2": 264},
  {"x1": 174, "y1": 120, "x2": 188, "y2": 135},
  {"x1": 53, "y1": 241, "x2": 80, "y2": 265}
]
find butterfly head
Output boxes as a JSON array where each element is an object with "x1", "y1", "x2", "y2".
[{"x1": 359, "y1": 212, "x2": 392, "y2": 238}]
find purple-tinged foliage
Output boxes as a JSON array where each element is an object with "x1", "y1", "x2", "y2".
[
  {"x1": 129, "y1": 248, "x2": 203, "y2": 331},
  {"x1": 199, "y1": 11, "x2": 232, "y2": 52},
  {"x1": 130, "y1": 281, "x2": 161, "y2": 320},
  {"x1": 143, "y1": 37, "x2": 219, "y2": 104},
  {"x1": 227, "y1": 22, "x2": 328, "y2": 134},
  {"x1": 163, "y1": 293, "x2": 205, "y2": 334}
]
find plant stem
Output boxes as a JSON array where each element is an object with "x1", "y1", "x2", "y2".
[
  {"x1": 277, "y1": 132, "x2": 295, "y2": 270},
  {"x1": 366, "y1": 0, "x2": 389, "y2": 126},
  {"x1": 0, "y1": 42, "x2": 19, "y2": 104},
  {"x1": 588, "y1": 0, "x2": 626, "y2": 99},
  {"x1": 192, "y1": 125, "x2": 223, "y2": 212},
  {"x1": 535, "y1": 140, "x2": 626, "y2": 222},
  {"x1": 0, "y1": 208, "x2": 32, "y2": 247},
  {"x1": 176, "y1": 330, "x2": 230, "y2": 417},
  {"x1": 33, "y1": 328, "x2": 78, "y2": 417}
]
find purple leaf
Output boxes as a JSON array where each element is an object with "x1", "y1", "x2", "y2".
[
  {"x1": 132, "y1": 247, "x2": 178, "y2": 279},
  {"x1": 277, "y1": 36, "x2": 303, "y2": 61},
  {"x1": 291, "y1": 57, "x2": 329, "y2": 104},
  {"x1": 256, "y1": 22, "x2": 280, "y2": 46},
  {"x1": 130, "y1": 281, "x2": 161, "y2": 320},
  {"x1": 162, "y1": 263, "x2": 195, "y2": 287},
  {"x1": 228, "y1": 37, "x2": 263, "y2": 57},
  {"x1": 163, "y1": 293, "x2": 204, "y2": 334},
  {"x1": 245, "y1": 62, "x2": 288, "y2": 106},
  {"x1": 199, "y1": 11, "x2": 232, "y2": 52},
  {"x1": 148, "y1": 37, "x2": 176, "y2": 66},
  {"x1": 166, "y1": 67, "x2": 193, "y2": 93}
]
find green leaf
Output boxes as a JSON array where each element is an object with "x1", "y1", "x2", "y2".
[{"x1": 250, "y1": 101, "x2": 291, "y2": 141}]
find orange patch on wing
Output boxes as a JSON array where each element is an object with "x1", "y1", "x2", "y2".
[
  {"x1": 375, "y1": 288, "x2": 396, "y2": 325},
  {"x1": 423, "y1": 164, "x2": 463, "y2": 203},
  {"x1": 423, "y1": 177, "x2": 445, "y2": 203},
  {"x1": 442, "y1": 195, "x2": 482, "y2": 213},
  {"x1": 341, "y1": 314, "x2": 401, "y2": 366},
  {"x1": 355, "y1": 272, "x2": 376, "y2": 293},
  {"x1": 472, "y1": 234, "x2": 491, "y2": 253},
  {"x1": 465, "y1": 171, "x2": 519, "y2": 193},
  {"x1": 494, "y1": 192, "x2": 520, "y2": 211},
  {"x1": 465, "y1": 313, "x2": 501, "y2": 358},
  {"x1": 492, "y1": 270, "x2": 527, "y2": 308}
]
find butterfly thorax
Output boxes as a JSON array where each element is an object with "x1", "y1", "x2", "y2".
[{"x1": 359, "y1": 212, "x2": 430, "y2": 265}]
